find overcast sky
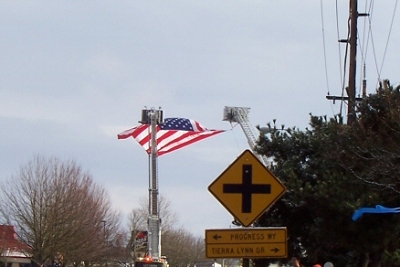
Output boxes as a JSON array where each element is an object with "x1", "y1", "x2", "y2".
[{"x1": 1, "y1": 1, "x2": 399, "y2": 237}]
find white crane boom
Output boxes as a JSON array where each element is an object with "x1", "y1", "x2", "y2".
[
  {"x1": 139, "y1": 108, "x2": 163, "y2": 262},
  {"x1": 223, "y1": 106, "x2": 269, "y2": 166},
  {"x1": 148, "y1": 110, "x2": 161, "y2": 261}
]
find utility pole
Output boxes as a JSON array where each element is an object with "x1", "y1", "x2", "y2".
[
  {"x1": 347, "y1": 0, "x2": 358, "y2": 125},
  {"x1": 326, "y1": 0, "x2": 368, "y2": 125}
]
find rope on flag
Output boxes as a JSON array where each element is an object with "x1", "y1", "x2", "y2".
[{"x1": 117, "y1": 117, "x2": 225, "y2": 156}]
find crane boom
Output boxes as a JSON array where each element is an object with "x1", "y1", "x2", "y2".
[
  {"x1": 130, "y1": 108, "x2": 168, "y2": 267},
  {"x1": 148, "y1": 110, "x2": 161, "y2": 261},
  {"x1": 223, "y1": 106, "x2": 269, "y2": 166}
]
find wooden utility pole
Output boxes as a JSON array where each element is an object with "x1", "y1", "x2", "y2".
[
  {"x1": 326, "y1": 0, "x2": 368, "y2": 125},
  {"x1": 347, "y1": 0, "x2": 358, "y2": 125}
]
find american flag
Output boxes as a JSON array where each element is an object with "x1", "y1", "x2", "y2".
[{"x1": 117, "y1": 118, "x2": 225, "y2": 156}]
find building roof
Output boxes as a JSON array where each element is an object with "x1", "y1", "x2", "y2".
[{"x1": 0, "y1": 225, "x2": 31, "y2": 257}]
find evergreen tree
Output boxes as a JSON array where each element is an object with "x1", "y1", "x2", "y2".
[{"x1": 254, "y1": 82, "x2": 400, "y2": 267}]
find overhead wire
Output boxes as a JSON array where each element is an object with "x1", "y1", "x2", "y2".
[
  {"x1": 320, "y1": 0, "x2": 339, "y2": 117},
  {"x1": 320, "y1": 0, "x2": 331, "y2": 96},
  {"x1": 335, "y1": 0, "x2": 347, "y2": 118},
  {"x1": 367, "y1": 1, "x2": 381, "y2": 87},
  {"x1": 323, "y1": 1, "x2": 398, "y2": 118},
  {"x1": 339, "y1": 1, "x2": 352, "y2": 119},
  {"x1": 368, "y1": 0, "x2": 398, "y2": 88},
  {"x1": 356, "y1": 0, "x2": 373, "y2": 97},
  {"x1": 378, "y1": 0, "x2": 398, "y2": 80}
]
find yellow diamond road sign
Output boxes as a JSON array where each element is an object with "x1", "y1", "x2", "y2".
[{"x1": 208, "y1": 149, "x2": 286, "y2": 227}]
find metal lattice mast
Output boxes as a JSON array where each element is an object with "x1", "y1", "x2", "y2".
[
  {"x1": 223, "y1": 106, "x2": 269, "y2": 166},
  {"x1": 140, "y1": 108, "x2": 163, "y2": 261}
]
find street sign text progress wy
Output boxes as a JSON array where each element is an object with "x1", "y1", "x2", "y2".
[
  {"x1": 208, "y1": 150, "x2": 286, "y2": 227},
  {"x1": 205, "y1": 228, "x2": 287, "y2": 258}
]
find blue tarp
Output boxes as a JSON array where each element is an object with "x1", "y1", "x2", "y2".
[{"x1": 352, "y1": 205, "x2": 400, "y2": 221}]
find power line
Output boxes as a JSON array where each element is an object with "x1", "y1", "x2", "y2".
[
  {"x1": 335, "y1": 0, "x2": 346, "y2": 117},
  {"x1": 356, "y1": 0, "x2": 372, "y2": 97},
  {"x1": 327, "y1": 0, "x2": 397, "y2": 120},
  {"x1": 378, "y1": 0, "x2": 398, "y2": 78},
  {"x1": 367, "y1": 0, "x2": 398, "y2": 87},
  {"x1": 327, "y1": 0, "x2": 367, "y2": 124},
  {"x1": 367, "y1": 1, "x2": 381, "y2": 86},
  {"x1": 320, "y1": 0, "x2": 331, "y2": 96}
]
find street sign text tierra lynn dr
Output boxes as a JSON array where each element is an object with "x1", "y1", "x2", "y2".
[{"x1": 205, "y1": 228, "x2": 287, "y2": 259}]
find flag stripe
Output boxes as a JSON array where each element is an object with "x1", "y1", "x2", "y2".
[
  {"x1": 154, "y1": 130, "x2": 179, "y2": 149},
  {"x1": 157, "y1": 130, "x2": 224, "y2": 156}
]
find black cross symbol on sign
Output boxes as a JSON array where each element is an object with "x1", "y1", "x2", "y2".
[{"x1": 223, "y1": 164, "x2": 271, "y2": 213}]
